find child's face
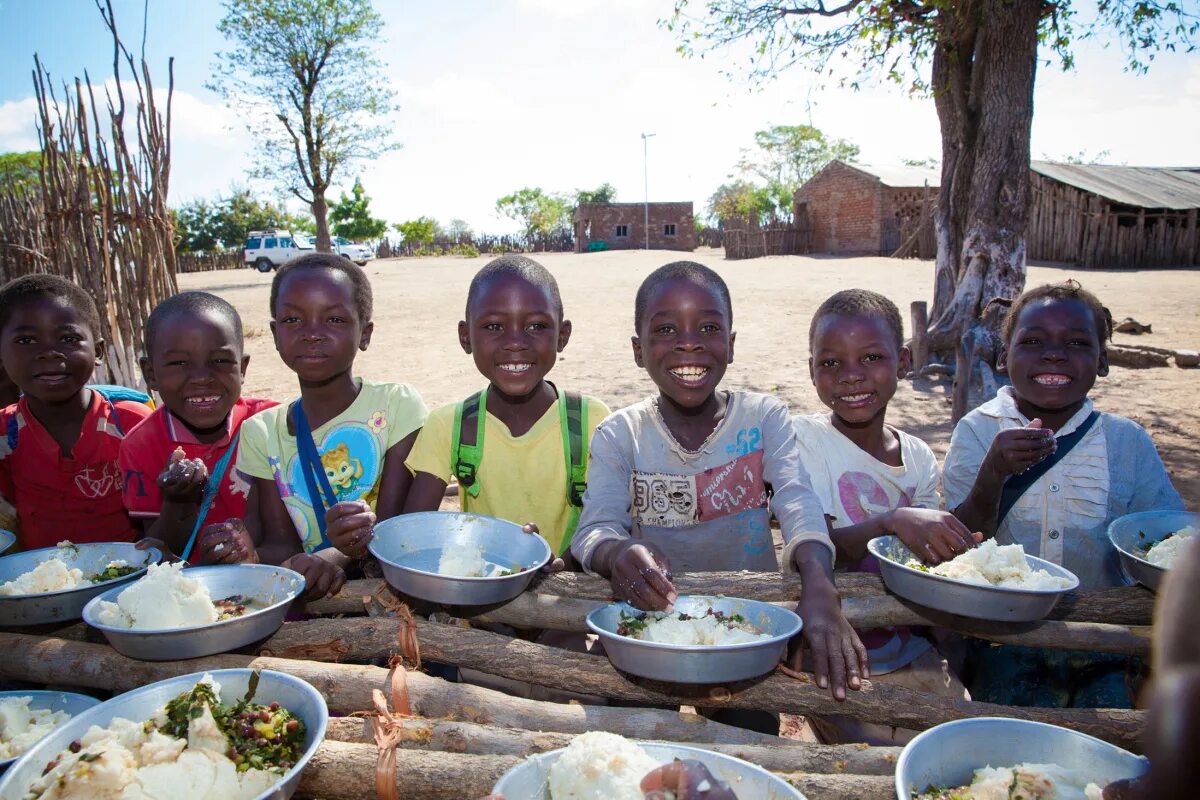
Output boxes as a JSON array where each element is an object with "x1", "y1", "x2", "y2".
[
  {"x1": 141, "y1": 311, "x2": 248, "y2": 433},
  {"x1": 270, "y1": 269, "x2": 373, "y2": 384},
  {"x1": 0, "y1": 296, "x2": 102, "y2": 406},
  {"x1": 458, "y1": 274, "x2": 571, "y2": 401},
  {"x1": 809, "y1": 313, "x2": 909, "y2": 426},
  {"x1": 632, "y1": 277, "x2": 734, "y2": 409},
  {"x1": 1001, "y1": 297, "x2": 1107, "y2": 415}
]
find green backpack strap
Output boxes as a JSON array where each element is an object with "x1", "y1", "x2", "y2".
[
  {"x1": 451, "y1": 389, "x2": 487, "y2": 504},
  {"x1": 558, "y1": 390, "x2": 588, "y2": 549}
]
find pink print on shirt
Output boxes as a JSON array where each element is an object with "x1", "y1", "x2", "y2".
[
  {"x1": 631, "y1": 450, "x2": 766, "y2": 528},
  {"x1": 836, "y1": 470, "x2": 915, "y2": 525}
]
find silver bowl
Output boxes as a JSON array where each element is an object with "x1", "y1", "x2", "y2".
[
  {"x1": 586, "y1": 595, "x2": 801, "y2": 684},
  {"x1": 0, "y1": 669, "x2": 327, "y2": 800},
  {"x1": 868, "y1": 535, "x2": 1079, "y2": 622},
  {"x1": 0, "y1": 530, "x2": 13, "y2": 557},
  {"x1": 82, "y1": 564, "x2": 304, "y2": 660},
  {"x1": 0, "y1": 691, "x2": 101, "y2": 770},
  {"x1": 368, "y1": 511, "x2": 551, "y2": 606},
  {"x1": 1107, "y1": 510, "x2": 1198, "y2": 592},
  {"x1": 0, "y1": 542, "x2": 162, "y2": 626},
  {"x1": 896, "y1": 717, "x2": 1148, "y2": 799},
  {"x1": 493, "y1": 740, "x2": 805, "y2": 799}
]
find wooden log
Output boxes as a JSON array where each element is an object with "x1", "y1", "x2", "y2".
[
  {"x1": 0, "y1": 633, "x2": 776, "y2": 746},
  {"x1": 259, "y1": 618, "x2": 1144, "y2": 750},
  {"x1": 322, "y1": 717, "x2": 902, "y2": 775}
]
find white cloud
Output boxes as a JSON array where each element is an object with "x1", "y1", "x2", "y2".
[{"x1": 0, "y1": 97, "x2": 39, "y2": 151}]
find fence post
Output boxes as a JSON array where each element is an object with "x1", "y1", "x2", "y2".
[{"x1": 910, "y1": 301, "x2": 929, "y2": 371}]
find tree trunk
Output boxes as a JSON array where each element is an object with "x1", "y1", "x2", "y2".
[
  {"x1": 312, "y1": 191, "x2": 331, "y2": 252},
  {"x1": 925, "y1": 0, "x2": 1042, "y2": 420}
]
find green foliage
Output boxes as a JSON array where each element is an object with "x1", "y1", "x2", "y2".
[
  {"x1": 495, "y1": 187, "x2": 572, "y2": 240},
  {"x1": 903, "y1": 157, "x2": 940, "y2": 170},
  {"x1": 394, "y1": 216, "x2": 442, "y2": 244},
  {"x1": 174, "y1": 189, "x2": 314, "y2": 252},
  {"x1": 0, "y1": 151, "x2": 40, "y2": 195},
  {"x1": 450, "y1": 243, "x2": 481, "y2": 258},
  {"x1": 737, "y1": 125, "x2": 858, "y2": 190},
  {"x1": 706, "y1": 180, "x2": 776, "y2": 227},
  {"x1": 574, "y1": 183, "x2": 618, "y2": 205},
  {"x1": 329, "y1": 178, "x2": 388, "y2": 241},
  {"x1": 446, "y1": 218, "x2": 474, "y2": 240}
]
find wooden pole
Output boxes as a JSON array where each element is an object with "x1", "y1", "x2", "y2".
[{"x1": 909, "y1": 301, "x2": 929, "y2": 371}]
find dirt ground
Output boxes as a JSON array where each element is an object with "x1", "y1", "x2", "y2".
[{"x1": 179, "y1": 249, "x2": 1200, "y2": 504}]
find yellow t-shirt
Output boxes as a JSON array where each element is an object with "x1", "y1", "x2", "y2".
[{"x1": 405, "y1": 392, "x2": 610, "y2": 555}]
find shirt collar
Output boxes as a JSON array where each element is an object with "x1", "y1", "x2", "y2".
[
  {"x1": 978, "y1": 385, "x2": 1096, "y2": 437},
  {"x1": 164, "y1": 406, "x2": 234, "y2": 446}
]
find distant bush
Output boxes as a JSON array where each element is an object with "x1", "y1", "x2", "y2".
[{"x1": 450, "y1": 243, "x2": 480, "y2": 257}]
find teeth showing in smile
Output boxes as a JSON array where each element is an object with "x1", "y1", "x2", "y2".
[
  {"x1": 669, "y1": 366, "x2": 708, "y2": 381},
  {"x1": 498, "y1": 363, "x2": 532, "y2": 373},
  {"x1": 839, "y1": 393, "x2": 873, "y2": 403},
  {"x1": 186, "y1": 395, "x2": 221, "y2": 405},
  {"x1": 1033, "y1": 374, "x2": 1071, "y2": 386}
]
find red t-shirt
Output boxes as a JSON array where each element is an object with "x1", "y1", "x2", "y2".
[
  {"x1": 120, "y1": 397, "x2": 278, "y2": 529},
  {"x1": 0, "y1": 391, "x2": 153, "y2": 550}
]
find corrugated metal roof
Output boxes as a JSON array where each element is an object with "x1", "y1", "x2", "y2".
[
  {"x1": 1032, "y1": 161, "x2": 1200, "y2": 210},
  {"x1": 844, "y1": 162, "x2": 941, "y2": 188}
]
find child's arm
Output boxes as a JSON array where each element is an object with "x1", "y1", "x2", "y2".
[
  {"x1": 374, "y1": 430, "x2": 421, "y2": 519},
  {"x1": 402, "y1": 411, "x2": 453, "y2": 513},
  {"x1": 141, "y1": 450, "x2": 208, "y2": 557},
  {"x1": 830, "y1": 510, "x2": 980, "y2": 564},
  {"x1": 403, "y1": 472, "x2": 448, "y2": 513},
  {"x1": 241, "y1": 479, "x2": 346, "y2": 600},
  {"x1": 947, "y1": 419, "x2": 1056, "y2": 535},
  {"x1": 789, "y1": 541, "x2": 869, "y2": 700}
]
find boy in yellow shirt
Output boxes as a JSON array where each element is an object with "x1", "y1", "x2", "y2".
[{"x1": 404, "y1": 256, "x2": 608, "y2": 559}]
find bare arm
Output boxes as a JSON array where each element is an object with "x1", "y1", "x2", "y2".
[
  {"x1": 375, "y1": 430, "x2": 420, "y2": 521},
  {"x1": 403, "y1": 471, "x2": 449, "y2": 514},
  {"x1": 246, "y1": 479, "x2": 303, "y2": 566}
]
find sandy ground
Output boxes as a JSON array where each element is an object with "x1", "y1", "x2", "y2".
[{"x1": 179, "y1": 249, "x2": 1200, "y2": 503}]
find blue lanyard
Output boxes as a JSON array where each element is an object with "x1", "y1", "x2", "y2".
[
  {"x1": 292, "y1": 401, "x2": 336, "y2": 552},
  {"x1": 180, "y1": 429, "x2": 241, "y2": 562}
]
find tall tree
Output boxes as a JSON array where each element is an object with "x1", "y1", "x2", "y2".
[
  {"x1": 174, "y1": 189, "x2": 313, "y2": 252},
  {"x1": 394, "y1": 217, "x2": 441, "y2": 244},
  {"x1": 575, "y1": 183, "x2": 618, "y2": 205},
  {"x1": 209, "y1": 0, "x2": 398, "y2": 251},
  {"x1": 737, "y1": 125, "x2": 859, "y2": 190},
  {"x1": 670, "y1": 1, "x2": 1197, "y2": 417},
  {"x1": 706, "y1": 180, "x2": 776, "y2": 227},
  {"x1": 0, "y1": 151, "x2": 41, "y2": 196},
  {"x1": 446, "y1": 218, "x2": 474, "y2": 240},
  {"x1": 495, "y1": 187, "x2": 572, "y2": 241},
  {"x1": 329, "y1": 177, "x2": 388, "y2": 241}
]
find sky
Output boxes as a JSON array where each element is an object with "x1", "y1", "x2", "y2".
[{"x1": 1, "y1": 0, "x2": 1198, "y2": 235}]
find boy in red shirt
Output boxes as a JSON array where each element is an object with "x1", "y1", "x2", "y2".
[
  {"x1": 0, "y1": 275, "x2": 152, "y2": 550},
  {"x1": 120, "y1": 292, "x2": 277, "y2": 560}
]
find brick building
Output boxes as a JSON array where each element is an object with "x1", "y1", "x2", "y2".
[
  {"x1": 793, "y1": 160, "x2": 939, "y2": 255},
  {"x1": 573, "y1": 202, "x2": 696, "y2": 252}
]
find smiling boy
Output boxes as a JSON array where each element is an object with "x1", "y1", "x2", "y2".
[
  {"x1": 119, "y1": 292, "x2": 277, "y2": 558},
  {"x1": 0, "y1": 275, "x2": 152, "y2": 549}
]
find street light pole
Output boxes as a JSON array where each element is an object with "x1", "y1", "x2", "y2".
[{"x1": 641, "y1": 132, "x2": 655, "y2": 250}]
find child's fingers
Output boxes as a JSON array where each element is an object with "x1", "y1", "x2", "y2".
[
  {"x1": 945, "y1": 515, "x2": 977, "y2": 548},
  {"x1": 825, "y1": 630, "x2": 848, "y2": 700},
  {"x1": 521, "y1": 522, "x2": 540, "y2": 535},
  {"x1": 642, "y1": 566, "x2": 678, "y2": 607},
  {"x1": 540, "y1": 556, "x2": 565, "y2": 574},
  {"x1": 842, "y1": 634, "x2": 864, "y2": 691},
  {"x1": 807, "y1": 630, "x2": 830, "y2": 690}
]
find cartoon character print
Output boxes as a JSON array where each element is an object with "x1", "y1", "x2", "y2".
[{"x1": 321, "y1": 442, "x2": 364, "y2": 500}]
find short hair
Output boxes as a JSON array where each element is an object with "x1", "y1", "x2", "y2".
[
  {"x1": 1001, "y1": 280, "x2": 1113, "y2": 344},
  {"x1": 0, "y1": 274, "x2": 101, "y2": 336},
  {"x1": 270, "y1": 253, "x2": 373, "y2": 322},
  {"x1": 808, "y1": 289, "x2": 904, "y2": 351},
  {"x1": 144, "y1": 291, "x2": 244, "y2": 356},
  {"x1": 465, "y1": 255, "x2": 563, "y2": 319},
  {"x1": 634, "y1": 261, "x2": 732, "y2": 333}
]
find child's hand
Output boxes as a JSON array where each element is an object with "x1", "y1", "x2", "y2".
[
  {"x1": 135, "y1": 537, "x2": 174, "y2": 561},
  {"x1": 193, "y1": 519, "x2": 259, "y2": 565},
  {"x1": 789, "y1": 581, "x2": 869, "y2": 701},
  {"x1": 641, "y1": 760, "x2": 738, "y2": 800},
  {"x1": 325, "y1": 500, "x2": 376, "y2": 559},
  {"x1": 982, "y1": 419, "x2": 1057, "y2": 479},
  {"x1": 157, "y1": 448, "x2": 209, "y2": 504},
  {"x1": 889, "y1": 507, "x2": 983, "y2": 564},
  {"x1": 521, "y1": 522, "x2": 565, "y2": 573},
  {"x1": 282, "y1": 552, "x2": 347, "y2": 601},
  {"x1": 611, "y1": 542, "x2": 676, "y2": 611}
]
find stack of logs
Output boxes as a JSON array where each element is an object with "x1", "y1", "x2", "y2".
[{"x1": 0, "y1": 570, "x2": 1153, "y2": 800}]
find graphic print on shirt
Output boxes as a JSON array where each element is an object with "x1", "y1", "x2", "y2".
[
  {"x1": 74, "y1": 462, "x2": 122, "y2": 499},
  {"x1": 631, "y1": 447, "x2": 766, "y2": 528},
  {"x1": 836, "y1": 471, "x2": 915, "y2": 525}
]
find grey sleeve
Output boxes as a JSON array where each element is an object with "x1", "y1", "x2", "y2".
[
  {"x1": 942, "y1": 416, "x2": 990, "y2": 510},
  {"x1": 1127, "y1": 423, "x2": 1185, "y2": 513},
  {"x1": 761, "y1": 401, "x2": 836, "y2": 566},
  {"x1": 571, "y1": 422, "x2": 635, "y2": 575}
]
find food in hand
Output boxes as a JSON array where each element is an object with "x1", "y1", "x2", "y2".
[
  {"x1": 0, "y1": 696, "x2": 73, "y2": 761},
  {"x1": 616, "y1": 607, "x2": 771, "y2": 645},
  {"x1": 904, "y1": 539, "x2": 1073, "y2": 590}
]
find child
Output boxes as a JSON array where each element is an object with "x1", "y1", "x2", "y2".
[
  {"x1": 0, "y1": 275, "x2": 152, "y2": 549},
  {"x1": 571, "y1": 261, "x2": 868, "y2": 703},
  {"x1": 944, "y1": 280, "x2": 1184, "y2": 707},
  {"x1": 229, "y1": 253, "x2": 427, "y2": 598},
  {"x1": 403, "y1": 256, "x2": 609, "y2": 559},
  {"x1": 795, "y1": 289, "x2": 974, "y2": 743},
  {"x1": 119, "y1": 292, "x2": 277, "y2": 559}
]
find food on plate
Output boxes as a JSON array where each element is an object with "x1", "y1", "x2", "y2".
[
  {"x1": 0, "y1": 696, "x2": 73, "y2": 760},
  {"x1": 22, "y1": 673, "x2": 305, "y2": 800},
  {"x1": 903, "y1": 539, "x2": 1073, "y2": 590},
  {"x1": 94, "y1": 562, "x2": 252, "y2": 629},
  {"x1": 616, "y1": 607, "x2": 771, "y2": 645},
  {"x1": 1139, "y1": 525, "x2": 1198, "y2": 569},
  {"x1": 87, "y1": 563, "x2": 140, "y2": 583},
  {"x1": 547, "y1": 731, "x2": 661, "y2": 800},
  {"x1": 436, "y1": 545, "x2": 521, "y2": 578},
  {"x1": 914, "y1": 762, "x2": 1106, "y2": 800},
  {"x1": 0, "y1": 541, "x2": 135, "y2": 597}
]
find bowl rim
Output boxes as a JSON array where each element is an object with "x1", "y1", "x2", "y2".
[
  {"x1": 894, "y1": 716, "x2": 1149, "y2": 797},
  {"x1": 368, "y1": 510, "x2": 553, "y2": 582},
  {"x1": 586, "y1": 595, "x2": 802, "y2": 652},
  {"x1": 0, "y1": 529, "x2": 14, "y2": 555},
  {"x1": 867, "y1": 535, "x2": 1081, "y2": 596},
  {"x1": 0, "y1": 542, "x2": 162, "y2": 599},
  {"x1": 1106, "y1": 510, "x2": 1198, "y2": 574},
  {"x1": 81, "y1": 563, "x2": 304, "y2": 636},
  {"x1": 0, "y1": 690, "x2": 103, "y2": 768}
]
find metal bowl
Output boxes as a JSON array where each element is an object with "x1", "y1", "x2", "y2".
[
  {"x1": 0, "y1": 669, "x2": 327, "y2": 800},
  {"x1": 494, "y1": 740, "x2": 805, "y2": 799},
  {"x1": 0, "y1": 542, "x2": 162, "y2": 627},
  {"x1": 368, "y1": 511, "x2": 551, "y2": 606},
  {"x1": 896, "y1": 717, "x2": 1148, "y2": 799},
  {"x1": 0, "y1": 691, "x2": 101, "y2": 770},
  {"x1": 0, "y1": 530, "x2": 14, "y2": 557},
  {"x1": 868, "y1": 535, "x2": 1079, "y2": 622},
  {"x1": 586, "y1": 595, "x2": 801, "y2": 684},
  {"x1": 1107, "y1": 510, "x2": 1198, "y2": 592},
  {"x1": 81, "y1": 564, "x2": 304, "y2": 660}
]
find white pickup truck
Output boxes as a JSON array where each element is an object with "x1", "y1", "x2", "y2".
[{"x1": 243, "y1": 229, "x2": 311, "y2": 272}]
